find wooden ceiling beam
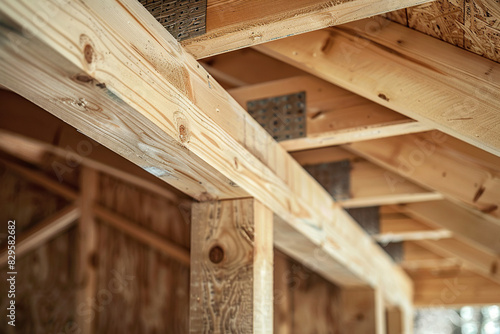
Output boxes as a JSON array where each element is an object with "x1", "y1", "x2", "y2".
[
  {"x1": 229, "y1": 75, "x2": 432, "y2": 152},
  {"x1": 344, "y1": 132, "x2": 500, "y2": 218},
  {"x1": 256, "y1": 17, "x2": 500, "y2": 156},
  {"x1": 396, "y1": 200, "x2": 500, "y2": 255},
  {"x1": 292, "y1": 148, "x2": 442, "y2": 207},
  {"x1": 413, "y1": 270, "x2": 500, "y2": 307},
  {"x1": 373, "y1": 230, "x2": 452, "y2": 244},
  {"x1": 182, "y1": 0, "x2": 434, "y2": 59},
  {"x1": 0, "y1": 0, "x2": 412, "y2": 307},
  {"x1": 415, "y1": 238, "x2": 500, "y2": 284}
]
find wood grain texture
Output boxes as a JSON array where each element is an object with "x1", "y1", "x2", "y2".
[
  {"x1": 182, "y1": 0, "x2": 434, "y2": 59},
  {"x1": 256, "y1": 17, "x2": 500, "y2": 156},
  {"x1": 229, "y1": 75, "x2": 431, "y2": 152},
  {"x1": 0, "y1": 0, "x2": 413, "y2": 308},
  {"x1": 190, "y1": 199, "x2": 273, "y2": 333}
]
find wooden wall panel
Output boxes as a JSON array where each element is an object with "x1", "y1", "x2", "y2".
[
  {"x1": 0, "y1": 166, "x2": 69, "y2": 237},
  {"x1": 95, "y1": 223, "x2": 190, "y2": 333},
  {"x1": 0, "y1": 167, "x2": 76, "y2": 334},
  {"x1": 0, "y1": 228, "x2": 78, "y2": 334},
  {"x1": 94, "y1": 174, "x2": 191, "y2": 333},
  {"x1": 274, "y1": 251, "x2": 341, "y2": 334},
  {"x1": 97, "y1": 173, "x2": 190, "y2": 249}
]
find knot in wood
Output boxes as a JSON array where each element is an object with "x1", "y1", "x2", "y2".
[
  {"x1": 84, "y1": 44, "x2": 94, "y2": 64},
  {"x1": 209, "y1": 245, "x2": 224, "y2": 264}
]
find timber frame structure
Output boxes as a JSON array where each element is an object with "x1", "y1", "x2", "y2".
[{"x1": 0, "y1": 0, "x2": 499, "y2": 333}]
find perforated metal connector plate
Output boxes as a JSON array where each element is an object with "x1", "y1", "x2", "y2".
[
  {"x1": 304, "y1": 160, "x2": 350, "y2": 201},
  {"x1": 379, "y1": 242, "x2": 404, "y2": 263},
  {"x1": 140, "y1": 0, "x2": 207, "y2": 41},
  {"x1": 247, "y1": 91, "x2": 307, "y2": 142},
  {"x1": 346, "y1": 206, "x2": 380, "y2": 235}
]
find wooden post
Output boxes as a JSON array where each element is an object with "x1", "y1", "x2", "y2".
[
  {"x1": 76, "y1": 167, "x2": 99, "y2": 334},
  {"x1": 190, "y1": 199, "x2": 273, "y2": 333},
  {"x1": 386, "y1": 307, "x2": 403, "y2": 334},
  {"x1": 340, "y1": 287, "x2": 386, "y2": 334}
]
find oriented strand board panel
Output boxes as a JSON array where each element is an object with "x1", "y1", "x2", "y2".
[
  {"x1": 465, "y1": 0, "x2": 500, "y2": 62},
  {"x1": 407, "y1": 0, "x2": 465, "y2": 47}
]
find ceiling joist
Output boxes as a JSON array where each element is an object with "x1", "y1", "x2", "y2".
[
  {"x1": 256, "y1": 17, "x2": 500, "y2": 156},
  {"x1": 181, "y1": 0, "x2": 434, "y2": 59}
]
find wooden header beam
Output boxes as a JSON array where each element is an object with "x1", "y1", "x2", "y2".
[
  {"x1": 0, "y1": 0, "x2": 411, "y2": 308},
  {"x1": 256, "y1": 17, "x2": 500, "y2": 156},
  {"x1": 182, "y1": 0, "x2": 434, "y2": 59}
]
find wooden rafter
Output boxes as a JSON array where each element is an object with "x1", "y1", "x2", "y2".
[
  {"x1": 181, "y1": 0, "x2": 434, "y2": 59},
  {"x1": 0, "y1": 0, "x2": 412, "y2": 308},
  {"x1": 344, "y1": 132, "x2": 500, "y2": 218},
  {"x1": 292, "y1": 147, "x2": 443, "y2": 207},
  {"x1": 416, "y1": 239, "x2": 500, "y2": 284},
  {"x1": 413, "y1": 270, "x2": 500, "y2": 307},
  {"x1": 229, "y1": 75, "x2": 432, "y2": 151},
  {"x1": 396, "y1": 201, "x2": 500, "y2": 255},
  {"x1": 256, "y1": 17, "x2": 500, "y2": 156}
]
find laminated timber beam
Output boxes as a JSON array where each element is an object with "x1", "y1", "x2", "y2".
[
  {"x1": 229, "y1": 75, "x2": 432, "y2": 151},
  {"x1": 181, "y1": 0, "x2": 434, "y2": 59},
  {"x1": 0, "y1": 0, "x2": 412, "y2": 310},
  {"x1": 255, "y1": 17, "x2": 500, "y2": 157}
]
